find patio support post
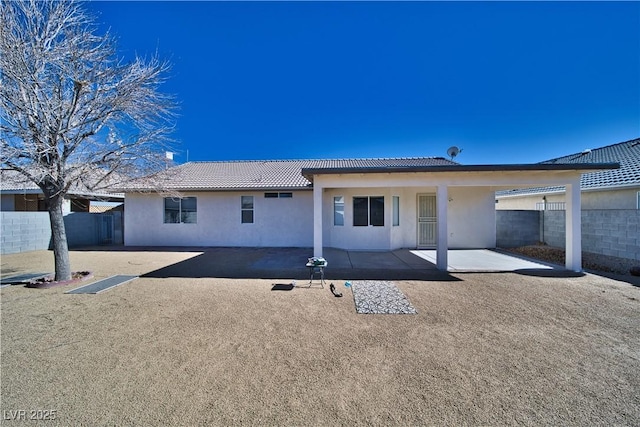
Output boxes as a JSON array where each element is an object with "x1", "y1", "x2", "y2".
[
  {"x1": 436, "y1": 185, "x2": 448, "y2": 271},
  {"x1": 313, "y1": 182, "x2": 323, "y2": 257},
  {"x1": 565, "y1": 177, "x2": 582, "y2": 272}
]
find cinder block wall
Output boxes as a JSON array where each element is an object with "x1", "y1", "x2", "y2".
[
  {"x1": 497, "y1": 209, "x2": 640, "y2": 261},
  {"x1": 0, "y1": 212, "x2": 51, "y2": 254},
  {"x1": 1, "y1": 212, "x2": 124, "y2": 254},
  {"x1": 544, "y1": 210, "x2": 639, "y2": 260},
  {"x1": 541, "y1": 211, "x2": 566, "y2": 248},
  {"x1": 496, "y1": 210, "x2": 541, "y2": 247}
]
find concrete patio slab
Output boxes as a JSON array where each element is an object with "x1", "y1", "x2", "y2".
[
  {"x1": 325, "y1": 247, "x2": 561, "y2": 273},
  {"x1": 346, "y1": 250, "x2": 420, "y2": 270},
  {"x1": 411, "y1": 249, "x2": 561, "y2": 272},
  {"x1": 323, "y1": 248, "x2": 438, "y2": 270},
  {"x1": 133, "y1": 246, "x2": 564, "y2": 280}
]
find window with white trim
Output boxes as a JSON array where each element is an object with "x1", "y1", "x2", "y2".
[
  {"x1": 241, "y1": 196, "x2": 254, "y2": 223},
  {"x1": 334, "y1": 196, "x2": 344, "y2": 226},
  {"x1": 392, "y1": 196, "x2": 400, "y2": 226},
  {"x1": 353, "y1": 196, "x2": 384, "y2": 226},
  {"x1": 164, "y1": 197, "x2": 197, "y2": 224}
]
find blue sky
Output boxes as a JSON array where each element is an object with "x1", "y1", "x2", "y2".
[{"x1": 90, "y1": 1, "x2": 639, "y2": 165}]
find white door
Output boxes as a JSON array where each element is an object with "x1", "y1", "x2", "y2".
[{"x1": 417, "y1": 194, "x2": 437, "y2": 248}]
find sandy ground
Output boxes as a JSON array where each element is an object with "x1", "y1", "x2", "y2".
[{"x1": 1, "y1": 249, "x2": 639, "y2": 425}]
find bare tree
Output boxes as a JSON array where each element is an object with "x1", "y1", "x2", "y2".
[{"x1": 1, "y1": 0, "x2": 177, "y2": 280}]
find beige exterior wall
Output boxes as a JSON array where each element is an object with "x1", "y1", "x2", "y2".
[
  {"x1": 581, "y1": 187, "x2": 640, "y2": 209},
  {"x1": 125, "y1": 190, "x2": 314, "y2": 247},
  {"x1": 496, "y1": 187, "x2": 640, "y2": 210},
  {"x1": 321, "y1": 186, "x2": 496, "y2": 250},
  {"x1": 125, "y1": 186, "x2": 497, "y2": 250}
]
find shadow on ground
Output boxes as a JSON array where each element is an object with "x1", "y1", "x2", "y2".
[
  {"x1": 71, "y1": 245, "x2": 640, "y2": 286},
  {"x1": 513, "y1": 269, "x2": 586, "y2": 278},
  {"x1": 587, "y1": 270, "x2": 640, "y2": 287},
  {"x1": 141, "y1": 247, "x2": 460, "y2": 282}
]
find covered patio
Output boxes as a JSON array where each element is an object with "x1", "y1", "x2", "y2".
[{"x1": 303, "y1": 163, "x2": 618, "y2": 272}]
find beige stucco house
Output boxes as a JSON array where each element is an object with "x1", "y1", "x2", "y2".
[{"x1": 122, "y1": 157, "x2": 616, "y2": 272}]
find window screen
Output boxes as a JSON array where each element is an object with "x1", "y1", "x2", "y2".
[
  {"x1": 392, "y1": 196, "x2": 400, "y2": 226},
  {"x1": 353, "y1": 197, "x2": 369, "y2": 226},
  {"x1": 353, "y1": 196, "x2": 384, "y2": 226},
  {"x1": 180, "y1": 197, "x2": 197, "y2": 224},
  {"x1": 241, "y1": 196, "x2": 254, "y2": 223},
  {"x1": 370, "y1": 197, "x2": 384, "y2": 226},
  {"x1": 164, "y1": 198, "x2": 180, "y2": 223},
  {"x1": 334, "y1": 196, "x2": 344, "y2": 226},
  {"x1": 164, "y1": 197, "x2": 197, "y2": 224}
]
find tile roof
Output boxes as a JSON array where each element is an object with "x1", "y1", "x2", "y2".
[
  {"x1": 0, "y1": 169, "x2": 124, "y2": 199},
  {"x1": 130, "y1": 157, "x2": 458, "y2": 191},
  {"x1": 0, "y1": 170, "x2": 40, "y2": 192},
  {"x1": 497, "y1": 138, "x2": 640, "y2": 197}
]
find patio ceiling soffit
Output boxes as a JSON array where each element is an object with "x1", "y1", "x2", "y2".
[{"x1": 301, "y1": 163, "x2": 619, "y2": 185}]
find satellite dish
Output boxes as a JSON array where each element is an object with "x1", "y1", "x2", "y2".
[{"x1": 447, "y1": 146, "x2": 462, "y2": 160}]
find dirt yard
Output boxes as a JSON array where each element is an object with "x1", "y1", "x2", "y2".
[{"x1": 1, "y1": 249, "x2": 639, "y2": 425}]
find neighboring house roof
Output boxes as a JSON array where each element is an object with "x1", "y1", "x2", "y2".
[
  {"x1": 0, "y1": 169, "x2": 124, "y2": 200},
  {"x1": 124, "y1": 157, "x2": 460, "y2": 191},
  {"x1": 89, "y1": 203, "x2": 124, "y2": 213},
  {"x1": 497, "y1": 138, "x2": 639, "y2": 197}
]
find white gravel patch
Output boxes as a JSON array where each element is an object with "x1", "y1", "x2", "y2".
[{"x1": 351, "y1": 280, "x2": 417, "y2": 314}]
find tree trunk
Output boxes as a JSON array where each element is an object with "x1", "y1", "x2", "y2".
[{"x1": 47, "y1": 194, "x2": 72, "y2": 281}]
